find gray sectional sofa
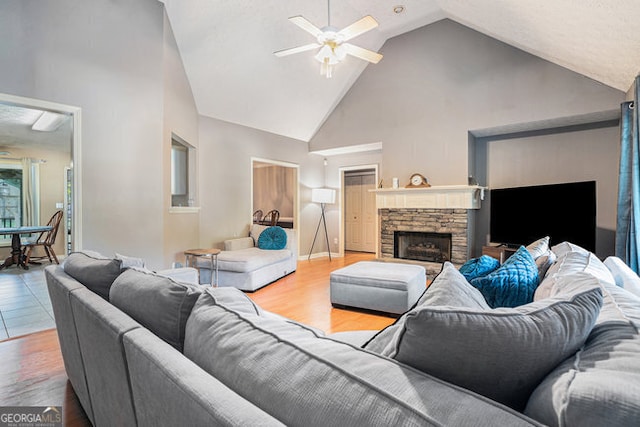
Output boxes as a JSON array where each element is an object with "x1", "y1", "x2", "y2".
[
  {"x1": 197, "y1": 224, "x2": 297, "y2": 291},
  {"x1": 45, "y1": 241, "x2": 640, "y2": 426}
]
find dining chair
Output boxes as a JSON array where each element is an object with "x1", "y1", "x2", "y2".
[
  {"x1": 22, "y1": 210, "x2": 64, "y2": 265},
  {"x1": 262, "y1": 209, "x2": 280, "y2": 226},
  {"x1": 253, "y1": 209, "x2": 263, "y2": 224}
]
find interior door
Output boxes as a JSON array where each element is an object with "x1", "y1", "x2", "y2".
[
  {"x1": 345, "y1": 173, "x2": 376, "y2": 253},
  {"x1": 345, "y1": 175, "x2": 363, "y2": 251}
]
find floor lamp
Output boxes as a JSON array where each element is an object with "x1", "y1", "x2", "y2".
[{"x1": 308, "y1": 188, "x2": 336, "y2": 260}]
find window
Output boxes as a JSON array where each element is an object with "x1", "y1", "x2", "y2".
[
  {"x1": 0, "y1": 162, "x2": 22, "y2": 245},
  {"x1": 170, "y1": 134, "x2": 194, "y2": 207}
]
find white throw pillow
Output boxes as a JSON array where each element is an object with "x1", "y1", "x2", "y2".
[{"x1": 526, "y1": 236, "x2": 550, "y2": 259}]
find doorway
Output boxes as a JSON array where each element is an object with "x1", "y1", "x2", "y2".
[
  {"x1": 0, "y1": 93, "x2": 81, "y2": 256},
  {"x1": 341, "y1": 167, "x2": 378, "y2": 254},
  {"x1": 251, "y1": 158, "x2": 299, "y2": 254}
]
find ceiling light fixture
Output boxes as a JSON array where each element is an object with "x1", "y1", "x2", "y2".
[
  {"x1": 32, "y1": 111, "x2": 67, "y2": 132},
  {"x1": 275, "y1": 0, "x2": 382, "y2": 79},
  {"x1": 393, "y1": 5, "x2": 405, "y2": 14}
]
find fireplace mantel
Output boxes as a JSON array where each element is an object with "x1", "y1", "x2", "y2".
[{"x1": 371, "y1": 185, "x2": 486, "y2": 210}]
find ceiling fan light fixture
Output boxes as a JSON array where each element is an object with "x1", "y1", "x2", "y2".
[
  {"x1": 275, "y1": 0, "x2": 381, "y2": 78},
  {"x1": 315, "y1": 44, "x2": 342, "y2": 78}
]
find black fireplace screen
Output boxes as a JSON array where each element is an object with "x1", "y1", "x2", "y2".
[{"x1": 394, "y1": 231, "x2": 452, "y2": 263}]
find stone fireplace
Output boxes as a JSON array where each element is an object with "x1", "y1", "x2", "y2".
[{"x1": 372, "y1": 186, "x2": 485, "y2": 276}]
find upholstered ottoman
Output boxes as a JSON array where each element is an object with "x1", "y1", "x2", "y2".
[{"x1": 330, "y1": 261, "x2": 426, "y2": 315}]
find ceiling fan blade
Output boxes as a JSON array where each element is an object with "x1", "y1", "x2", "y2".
[
  {"x1": 274, "y1": 43, "x2": 321, "y2": 57},
  {"x1": 288, "y1": 16, "x2": 323, "y2": 38},
  {"x1": 338, "y1": 15, "x2": 379, "y2": 41},
  {"x1": 343, "y1": 43, "x2": 383, "y2": 64}
]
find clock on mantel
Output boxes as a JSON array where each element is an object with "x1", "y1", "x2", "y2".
[{"x1": 406, "y1": 173, "x2": 431, "y2": 188}]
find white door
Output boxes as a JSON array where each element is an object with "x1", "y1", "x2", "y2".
[{"x1": 345, "y1": 174, "x2": 376, "y2": 253}]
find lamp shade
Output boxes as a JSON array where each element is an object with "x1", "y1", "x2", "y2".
[{"x1": 311, "y1": 188, "x2": 336, "y2": 204}]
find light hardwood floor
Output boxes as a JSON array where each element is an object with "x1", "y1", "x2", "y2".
[{"x1": 0, "y1": 252, "x2": 400, "y2": 426}]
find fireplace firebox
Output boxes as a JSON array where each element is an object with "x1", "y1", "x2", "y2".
[{"x1": 394, "y1": 231, "x2": 452, "y2": 263}]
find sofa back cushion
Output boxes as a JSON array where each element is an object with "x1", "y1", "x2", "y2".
[
  {"x1": 383, "y1": 279, "x2": 602, "y2": 411},
  {"x1": 363, "y1": 262, "x2": 489, "y2": 354},
  {"x1": 184, "y1": 288, "x2": 539, "y2": 427},
  {"x1": 63, "y1": 251, "x2": 123, "y2": 300},
  {"x1": 525, "y1": 278, "x2": 640, "y2": 426},
  {"x1": 535, "y1": 249, "x2": 615, "y2": 301},
  {"x1": 109, "y1": 268, "x2": 203, "y2": 351},
  {"x1": 604, "y1": 256, "x2": 640, "y2": 298}
]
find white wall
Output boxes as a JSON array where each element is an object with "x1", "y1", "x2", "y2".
[{"x1": 0, "y1": 0, "x2": 199, "y2": 269}]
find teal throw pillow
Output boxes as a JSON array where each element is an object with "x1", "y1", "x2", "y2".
[
  {"x1": 257, "y1": 226, "x2": 287, "y2": 250},
  {"x1": 459, "y1": 255, "x2": 500, "y2": 281},
  {"x1": 470, "y1": 246, "x2": 539, "y2": 308}
]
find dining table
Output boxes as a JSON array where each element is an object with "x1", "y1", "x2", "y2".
[{"x1": 0, "y1": 225, "x2": 52, "y2": 270}]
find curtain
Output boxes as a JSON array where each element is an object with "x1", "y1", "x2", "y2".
[
  {"x1": 21, "y1": 157, "x2": 40, "y2": 227},
  {"x1": 615, "y1": 75, "x2": 640, "y2": 272}
]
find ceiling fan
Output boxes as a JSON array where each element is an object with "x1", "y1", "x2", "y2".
[{"x1": 274, "y1": 0, "x2": 383, "y2": 78}]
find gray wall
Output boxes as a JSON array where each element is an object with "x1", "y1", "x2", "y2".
[
  {"x1": 162, "y1": 11, "x2": 201, "y2": 267},
  {"x1": 475, "y1": 125, "x2": 620, "y2": 258},
  {"x1": 198, "y1": 116, "x2": 323, "y2": 257},
  {"x1": 0, "y1": 0, "x2": 199, "y2": 269},
  {"x1": 311, "y1": 19, "x2": 625, "y2": 256}
]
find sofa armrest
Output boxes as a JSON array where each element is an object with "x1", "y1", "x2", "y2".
[
  {"x1": 224, "y1": 237, "x2": 254, "y2": 251},
  {"x1": 157, "y1": 267, "x2": 199, "y2": 285}
]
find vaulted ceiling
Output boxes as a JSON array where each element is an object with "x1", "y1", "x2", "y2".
[{"x1": 162, "y1": 1, "x2": 640, "y2": 142}]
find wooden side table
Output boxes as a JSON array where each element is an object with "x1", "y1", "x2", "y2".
[
  {"x1": 184, "y1": 248, "x2": 221, "y2": 287},
  {"x1": 482, "y1": 245, "x2": 517, "y2": 264}
]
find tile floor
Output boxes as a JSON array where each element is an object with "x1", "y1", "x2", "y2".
[{"x1": 0, "y1": 264, "x2": 54, "y2": 341}]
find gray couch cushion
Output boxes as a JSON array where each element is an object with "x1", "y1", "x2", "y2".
[
  {"x1": 123, "y1": 328, "x2": 284, "y2": 426},
  {"x1": 184, "y1": 290, "x2": 540, "y2": 426},
  {"x1": 70, "y1": 287, "x2": 140, "y2": 426},
  {"x1": 604, "y1": 255, "x2": 640, "y2": 297},
  {"x1": 525, "y1": 275, "x2": 640, "y2": 426},
  {"x1": 44, "y1": 266, "x2": 95, "y2": 423},
  {"x1": 63, "y1": 251, "x2": 123, "y2": 300},
  {"x1": 380, "y1": 275, "x2": 603, "y2": 411},
  {"x1": 109, "y1": 268, "x2": 203, "y2": 351},
  {"x1": 216, "y1": 247, "x2": 292, "y2": 273},
  {"x1": 536, "y1": 249, "x2": 615, "y2": 301},
  {"x1": 363, "y1": 262, "x2": 488, "y2": 354}
]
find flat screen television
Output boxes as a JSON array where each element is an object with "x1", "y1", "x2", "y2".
[{"x1": 490, "y1": 181, "x2": 596, "y2": 252}]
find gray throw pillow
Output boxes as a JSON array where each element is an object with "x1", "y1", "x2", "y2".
[
  {"x1": 363, "y1": 262, "x2": 489, "y2": 354},
  {"x1": 63, "y1": 251, "x2": 123, "y2": 300},
  {"x1": 389, "y1": 284, "x2": 603, "y2": 411},
  {"x1": 109, "y1": 268, "x2": 203, "y2": 351}
]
